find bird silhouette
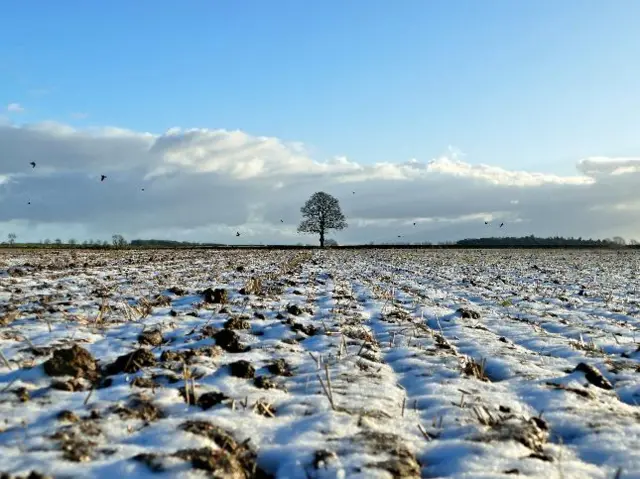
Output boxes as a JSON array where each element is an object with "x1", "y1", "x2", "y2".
[
  {"x1": 413, "y1": 222, "x2": 416, "y2": 226},
  {"x1": 141, "y1": 188, "x2": 145, "y2": 191},
  {"x1": 280, "y1": 219, "x2": 284, "y2": 223},
  {"x1": 100, "y1": 175, "x2": 107, "y2": 182},
  {"x1": 352, "y1": 191, "x2": 355, "y2": 194},
  {"x1": 485, "y1": 221, "x2": 489, "y2": 225},
  {"x1": 500, "y1": 222, "x2": 504, "y2": 228},
  {"x1": 27, "y1": 201, "x2": 31, "y2": 205},
  {"x1": 236, "y1": 232, "x2": 240, "y2": 237},
  {"x1": 30, "y1": 162, "x2": 36, "y2": 168}
]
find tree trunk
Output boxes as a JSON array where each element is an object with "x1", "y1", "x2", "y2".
[{"x1": 319, "y1": 230, "x2": 325, "y2": 248}]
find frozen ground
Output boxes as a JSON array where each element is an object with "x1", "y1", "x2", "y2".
[{"x1": 0, "y1": 248, "x2": 639, "y2": 479}]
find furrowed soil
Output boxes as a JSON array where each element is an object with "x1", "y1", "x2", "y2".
[{"x1": 0, "y1": 248, "x2": 639, "y2": 478}]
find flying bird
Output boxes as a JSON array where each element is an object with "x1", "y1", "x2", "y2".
[
  {"x1": 485, "y1": 221, "x2": 489, "y2": 225},
  {"x1": 413, "y1": 222, "x2": 416, "y2": 226},
  {"x1": 236, "y1": 232, "x2": 240, "y2": 237},
  {"x1": 30, "y1": 162, "x2": 36, "y2": 168},
  {"x1": 141, "y1": 188, "x2": 145, "y2": 191},
  {"x1": 500, "y1": 222, "x2": 504, "y2": 228},
  {"x1": 27, "y1": 201, "x2": 31, "y2": 205},
  {"x1": 100, "y1": 175, "x2": 107, "y2": 182},
  {"x1": 280, "y1": 219, "x2": 284, "y2": 223},
  {"x1": 352, "y1": 191, "x2": 355, "y2": 194}
]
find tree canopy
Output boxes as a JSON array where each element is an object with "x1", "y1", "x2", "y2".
[{"x1": 297, "y1": 191, "x2": 347, "y2": 247}]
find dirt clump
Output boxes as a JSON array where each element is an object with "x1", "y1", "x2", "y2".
[
  {"x1": 131, "y1": 377, "x2": 159, "y2": 389},
  {"x1": 573, "y1": 363, "x2": 613, "y2": 390},
  {"x1": 105, "y1": 348, "x2": 156, "y2": 375},
  {"x1": 57, "y1": 410, "x2": 80, "y2": 422},
  {"x1": 138, "y1": 329, "x2": 163, "y2": 347},
  {"x1": 290, "y1": 321, "x2": 318, "y2": 337},
  {"x1": 224, "y1": 317, "x2": 251, "y2": 330},
  {"x1": 113, "y1": 396, "x2": 164, "y2": 423},
  {"x1": 202, "y1": 288, "x2": 228, "y2": 304},
  {"x1": 286, "y1": 304, "x2": 304, "y2": 316},
  {"x1": 174, "y1": 447, "x2": 245, "y2": 477},
  {"x1": 0, "y1": 472, "x2": 53, "y2": 479},
  {"x1": 50, "y1": 428, "x2": 99, "y2": 462},
  {"x1": 457, "y1": 307, "x2": 481, "y2": 319},
  {"x1": 196, "y1": 391, "x2": 229, "y2": 410},
  {"x1": 229, "y1": 360, "x2": 256, "y2": 378},
  {"x1": 51, "y1": 378, "x2": 88, "y2": 392},
  {"x1": 14, "y1": 387, "x2": 30, "y2": 402},
  {"x1": 214, "y1": 329, "x2": 248, "y2": 353},
  {"x1": 267, "y1": 358, "x2": 293, "y2": 377},
  {"x1": 254, "y1": 376, "x2": 279, "y2": 390},
  {"x1": 161, "y1": 346, "x2": 222, "y2": 364},
  {"x1": 43, "y1": 344, "x2": 99, "y2": 382},
  {"x1": 167, "y1": 286, "x2": 186, "y2": 296}
]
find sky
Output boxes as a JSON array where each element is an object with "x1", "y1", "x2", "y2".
[{"x1": 1, "y1": 1, "x2": 640, "y2": 245}]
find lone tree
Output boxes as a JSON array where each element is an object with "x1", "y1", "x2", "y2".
[{"x1": 298, "y1": 191, "x2": 347, "y2": 247}]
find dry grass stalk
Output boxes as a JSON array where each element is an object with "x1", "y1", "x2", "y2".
[
  {"x1": 183, "y1": 363, "x2": 191, "y2": 406},
  {"x1": 317, "y1": 364, "x2": 336, "y2": 411},
  {"x1": 462, "y1": 357, "x2": 488, "y2": 381},
  {"x1": 84, "y1": 385, "x2": 95, "y2": 405},
  {"x1": 0, "y1": 349, "x2": 12, "y2": 370}
]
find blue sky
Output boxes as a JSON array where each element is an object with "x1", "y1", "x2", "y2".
[{"x1": 2, "y1": 1, "x2": 640, "y2": 174}]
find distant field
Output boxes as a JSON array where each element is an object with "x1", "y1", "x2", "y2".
[{"x1": 1, "y1": 249, "x2": 639, "y2": 478}]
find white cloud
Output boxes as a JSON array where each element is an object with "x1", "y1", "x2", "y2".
[
  {"x1": 0, "y1": 120, "x2": 639, "y2": 244},
  {"x1": 6, "y1": 103, "x2": 24, "y2": 113}
]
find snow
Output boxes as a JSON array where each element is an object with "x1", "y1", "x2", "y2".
[{"x1": 1, "y1": 248, "x2": 639, "y2": 478}]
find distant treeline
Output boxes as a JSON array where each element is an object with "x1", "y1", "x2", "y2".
[
  {"x1": 455, "y1": 235, "x2": 636, "y2": 248},
  {"x1": 129, "y1": 239, "x2": 225, "y2": 247}
]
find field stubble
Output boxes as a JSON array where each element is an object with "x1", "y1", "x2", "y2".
[{"x1": 0, "y1": 248, "x2": 639, "y2": 478}]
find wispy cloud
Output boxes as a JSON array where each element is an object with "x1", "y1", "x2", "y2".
[
  {"x1": 6, "y1": 103, "x2": 25, "y2": 113},
  {"x1": 70, "y1": 112, "x2": 89, "y2": 120}
]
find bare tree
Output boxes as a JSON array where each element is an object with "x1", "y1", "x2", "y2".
[
  {"x1": 112, "y1": 234, "x2": 127, "y2": 248},
  {"x1": 68, "y1": 238, "x2": 77, "y2": 246},
  {"x1": 7, "y1": 233, "x2": 16, "y2": 245},
  {"x1": 54, "y1": 238, "x2": 62, "y2": 245},
  {"x1": 43, "y1": 238, "x2": 51, "y2": 245},
  {"x1": 297, "y1": 192, "x2": 347, "y2": 248},
  {"x1": 612, "y1": 236, "x2": 626, "y2": 246}
]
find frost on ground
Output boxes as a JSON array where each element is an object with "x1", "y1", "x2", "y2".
[{"x1": 0, "y1": 248, "x2": 639, "y2": 479}]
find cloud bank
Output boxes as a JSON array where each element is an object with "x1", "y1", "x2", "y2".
[{"x1": 0, "y1": 121, "x2": 639, "y2": 244}]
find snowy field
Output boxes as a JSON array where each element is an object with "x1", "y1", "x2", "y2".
[{"x1": 1, "y1": 248, "x2": 639, "y2": 479}]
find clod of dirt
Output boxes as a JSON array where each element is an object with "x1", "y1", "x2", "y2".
[
  {"x1": 313, "y1": 450, "x2": 339, "y2": 469},
  {"x1": 202, "y1": 288, "x2": 228, "y2": 304},
  {"x1": 50, "y1": 429, "x2": 97, "y2": 462},
  {"x1": 179, "y1": 420, "x2": 269, "y2": 478},
  {"x1": 132, "y1": 453, "x2": 166, "y2": 473},
  {"x1": 113, "y1": 397, "x2": 164, "y2": 423},
  {"x1": 138, "y1": 329, "x2": 163, "y2": 347},
  {"x1": 354, "y1": 431, "x2": 421, "y2": 478},
  {"x1": 149, "y1": 295, "x2": 172, "y2": 307},
  {"x1": 290, "y1": 322, "x2": 318, "y2": 337},
  {"x1": 131, "y1": 377, "x2": 159, "y2": 389},
  {"x1": 229, "y1": 360, "x2": 255, "y2": 379},
  {"x1": 51, "y1": 378, "x2": 87, "y2": 392},
  {"x1": 286, "y1": 304, "x2": 303, "y2": 316},
  {"x1": 0, "y1": 472, "x2": 53, "y2": 479},
  {"x1": 457, "y1": 307, "x2": 481, "y2": 319},
  {"x1": 224, "y1": 317, "x2": 251, "y2": 330},
  {"x1": 213, "y1": 329, "x2": 248, "y2": 353},
  {"x1": 482, "y1": 417, "x2": 549, "y2": 453},
  {"x1": 161, "y1": 346, "x2": 222, "y2": 364},
  {"x1": 267, "y1": 359, "x2": 292, "y2": 377},
  {"x1": 57, "y1": 410, "x2": 80, "y2": 422},
  {"x1": 254, "y1": 312, "x2": 266, "y2": 320},
  {"x1": 372, "y1": 448, "x2": 421, "y2": 478},
  {"x1": 196, "y1": 391, "x2": 229, "y2": 410},
  {"x1": 174, "y1": 447, "x2": 245, "y2": 477},
  {"x1": 105, "y1": 348, "x2": 156, "y2": 375},
  {"x1": 167, "y1": 286, "x2": 186, "y2": 296},
  {"x1": 254, "y1": 376, "x2": 278, "y2": 390},
  {"x1": 573, "y1": 363, "x2": 613, "y2": 390},
  {"x1": 14, "y1": 387, "x2": 30, "y2": 402},
  {"x1": 43, "y1": 345, "x2": 99, "y2": 382}
]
